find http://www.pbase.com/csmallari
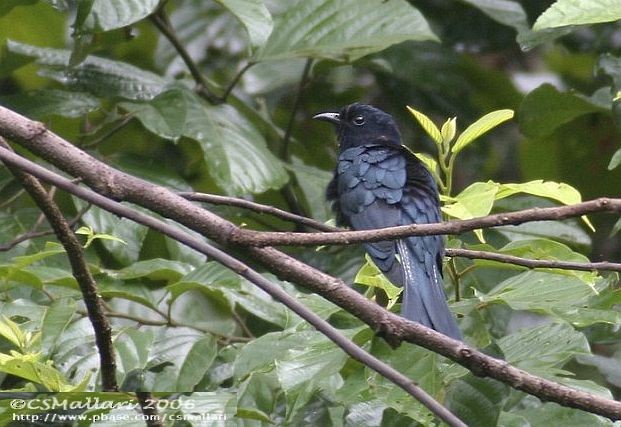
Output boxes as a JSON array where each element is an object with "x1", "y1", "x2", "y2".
[{"x1": 314, "y1": 103, "x2": 462, "y2": 340}]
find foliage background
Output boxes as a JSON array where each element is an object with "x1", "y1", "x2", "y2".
[{"x1": 0, "y1": 0, "x2": 620, "y2": 425}]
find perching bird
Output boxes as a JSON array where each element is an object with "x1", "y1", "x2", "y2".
[{"x1": 314, "y1": 103, "x2": 462, "y2": 340}]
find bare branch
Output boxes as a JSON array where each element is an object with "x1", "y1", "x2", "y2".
[
  {"x1": 179, "y1": 191, "x2": 337, "y2": 232},
  {"x1": 227, "y1": 198, "x2": 620, "y2": 247},
  {"x1": 446, "y1": 248, "x2": 621, "y2": 273},
  {"x1": 0, "y1": 138, "x2": 117, "y2": 391}
]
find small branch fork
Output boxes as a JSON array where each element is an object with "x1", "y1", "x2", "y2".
[{"x1": 1, "y1": 106, "x2": 621, "y2": 421}]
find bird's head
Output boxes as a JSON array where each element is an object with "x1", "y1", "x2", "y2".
[{"x1": 313, "y1": 103, "x2": 401, "y2": 150}]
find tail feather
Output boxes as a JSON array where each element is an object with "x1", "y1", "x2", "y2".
[{"x1": 397, "y1": 240, "x2": 462, "y2": 340}]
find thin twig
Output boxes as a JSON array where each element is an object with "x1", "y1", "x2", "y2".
[
  {"x1": 0, "y1": 204, "x2": 91, "y2": 251},
  {"x1": 445, "y1": 248, "x2": 621, "y2": 273},
  {"x1": 178, "y1": 191, "x2": 337, "y2": 231},
  {"x1": 219, "y1": 61, "x2": 255, "y2": 102},
  {"x1": 150, "y1": 8, "x2": 219, "y2": 104},
  {"x1": 76, "y1": 309, "x2": 252, "y2": 343},
  {"x1": 280, "y1": 58, "x2": 313, "y2": 160}
]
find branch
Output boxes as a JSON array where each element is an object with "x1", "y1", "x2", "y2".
[
  {"x1": 179, "y1": 192, "x2": 621, "y2": 272},
  {"x1": 149, "y1": 8, "x2": 219, "y2": 104},
  {"x1": 0, "y1": 147, "x2": 465, "y2": 426},
  {"x1": 2, "y1": 106, "x2": 621, "y2": 420},
  {"x1": 0, "y1": 139, "x2": 117, "y2": 392},
  {"x1": 226, "y1": 198, "x2": 621, "y2": 246},
  {"x1": 178, "y1": 191, "x2": 337, "y2": 232},
  {"x1": 446, "y1": 248, "x2": 621, "y2": 273}
]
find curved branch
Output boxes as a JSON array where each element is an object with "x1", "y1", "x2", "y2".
[
  {"x1": 1, "y1": 106, "x2": 621, "y2": 420},
  {"x1": 0, "y1": 147, "x2": 465, "y2": 427},
  {"x1": 0, "y1": 139, "x2": 117, "y2": 391}
]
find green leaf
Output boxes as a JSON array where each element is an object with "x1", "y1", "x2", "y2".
[
  {"x1": 452, "y1": 109, "x2": 513, "y2": 154},
  {"x1": 74, "y1": 0, "x2": 160, "y2": 33},
  {"x1": 446, "y1": 375, "x2": 508, "y2": 427},
  {"x1": 608, "y1": 148, "x2": 621, "y2": 170},
  {"x1": 499, "y1": 323, "x2": 590, "y2": 374},
  {"x1": 74, "y1": 202, "x2": 148, "y2": 265},
  {"x1": 288, "y1": 157, "x2": 333, "y2": 222},
  {"x1": 6, "y1": 40, "x2": 168, "y2": 100},
  {"x1": 41, "y1": 298, "x2": 76, "y2": 355},
  {"x1": 176, "y1": 335, "x2": 218, "y2": 391},
  {"x1": 481, "y1": 271, "x2": 596, "y2": 313},
  {"x1": 110, "y1": 258, "x2": 193, "y2": 282},
  {"x1": 0, "y1": 351, "x2": 81, "y2": 391},
  {"x1": 183, "y1": 93, "x2": 289, "y2": 195},
  {"x1": 0, "y1": 89, "x2": 100, "y2": 118},
  {"x1": 407, "y1": 106, "x2": 442, "y2": 144},
  {"x1": 496, "y1": 180, "x2": 594, "y2": 230},
  {"x1": 533, "y1": 0, "x2": 621, "y2": 30},
  {"x1": 119, "y1": 88, "x2": 189, "y2": 141},
  {"x1": 442, "y1": 181, "x2": 499, "y2": 242},
  {"x1": 0, "y1": 0, "x2": 37, "y2": 17},
  {"x1": 354, "y1": 254, "x2": 402, "y2": 309},
  {"x1": 276, "y1": 335, "x2": 346, "y2": 392},
  {"x1": 0, "y1": 316, "x2": 29, "y2": 349},
  {"x1": 441, "y1": 116, "x2": 457, "y2": 146},
  {"x1": 256, "y1": 0, "x2": 438, "y2": 62},
  {"x1": 75, "y1": 225, "x2": 127, "y2": 248},
  {"x1": 507, "y1": 401, "x2": 613, "y2": 427},
  {"x1": 215, "y1": 0, "x2": 273, "y2": 49},
  {"x1": 519, "y1": 84, "x2": 605, "y2": 138}
]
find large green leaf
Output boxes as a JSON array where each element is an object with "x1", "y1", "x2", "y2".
[
  {"x1": 0, "y1": 0, "x2": 37, "y2": 17},
  {"x1": 256, "y1": 0, "x2": 437, "y2": 62},
  {"x1": 452, "y1": 109, "x2": 514, "y2": 154},
  {"x1": 519, "y1": 84, "x2": 605, "y2": 138},
  {"x1": 446, "y1": 375, "x2": 508, "y2": 427},
  {"x1": 498, "y1": 323, "x2": 589, "y2": 372},
  {"x1": 183, "y1": 92, "x2": 289, "y2": 195},
  {"x1": 533, "y1": 0, "x2": 621, "y2": 30},
  {"x1": 40, "y1": 298, "x2": 76, "y2": 355},
  {"x1": 0, "y1": 89, "x2": 100, "y2": 119},
  {"x1": 74, "y1": 0, "x2": 160, "y2": 33},
  {"x1": 5, "y1": 40, "x2": 168, "y2": 100},
  {"x1": 480, "y1": 270, "x2": 596, "y2": 313},
  {"x1": 216, "y1": 0, "x2": 273, "y2": 49}
]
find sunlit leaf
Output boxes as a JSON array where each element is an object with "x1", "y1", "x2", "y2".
[
  {"x1": 354, "y1": 255, "x2": 402, "y2": 309},
  {"x1": 407, "y1": 106, "x2": 442, "y2": 144},
  {"x1": 533, "y1": 0, "x2": 621, "y2": 30},
  {"x1": 452, "y1": 109, "x2": 513, "y2": 154}
]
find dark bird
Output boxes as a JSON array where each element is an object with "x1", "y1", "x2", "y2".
[{"x1": 314, "y1": 103, "x2": 462, "y2": 340}]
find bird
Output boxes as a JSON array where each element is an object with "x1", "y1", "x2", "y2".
[{"x1": 313, "y1": 103, "x2": 462, "y2": 340}]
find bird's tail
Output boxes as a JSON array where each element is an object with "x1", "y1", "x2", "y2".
[{"x1": 397, "y1": 240, "x2": 462, "y2": 340}]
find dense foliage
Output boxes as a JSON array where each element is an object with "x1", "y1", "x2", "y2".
[{"x1": 0, "y1": 0, "x2": 620, "y2": 425}]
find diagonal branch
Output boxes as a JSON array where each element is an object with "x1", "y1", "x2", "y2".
[
  {"x1": 0, "y1": 146, "x2": 465, "y2": 427},
  {"x1": 0, "y1": 138, "x2": 117, "y2": 391},
  {"x1": 1, "y1": 106, "x2": 621, "y2": 420}
]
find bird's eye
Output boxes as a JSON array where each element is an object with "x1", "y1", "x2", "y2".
[{"x1": 352, "y1": 115, "x2": 365, "y2": 126}]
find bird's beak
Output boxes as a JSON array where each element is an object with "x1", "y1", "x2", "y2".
[{"x1": 312, "y1": 112, "x2": 341, "y2": 125}]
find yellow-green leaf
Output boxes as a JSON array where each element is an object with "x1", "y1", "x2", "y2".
[
  {"x1": 496, "y1": 180, "x2": 594, "y2": 231},
  {"x1": 452, "y1": 109, "x2": 514, "y2": 154},
  {"x1": 354, "y1": 255, "x2": 402, "y2": 309},
  {"x1": 442, "y1": 181, "x2": 500, "y2": 242},
  {"x1": 407, "y1": 106, "x2": 442, "y2": 145},
  {"x1": 441, "y1": 117, "x2": 457, "y2": 146}
]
